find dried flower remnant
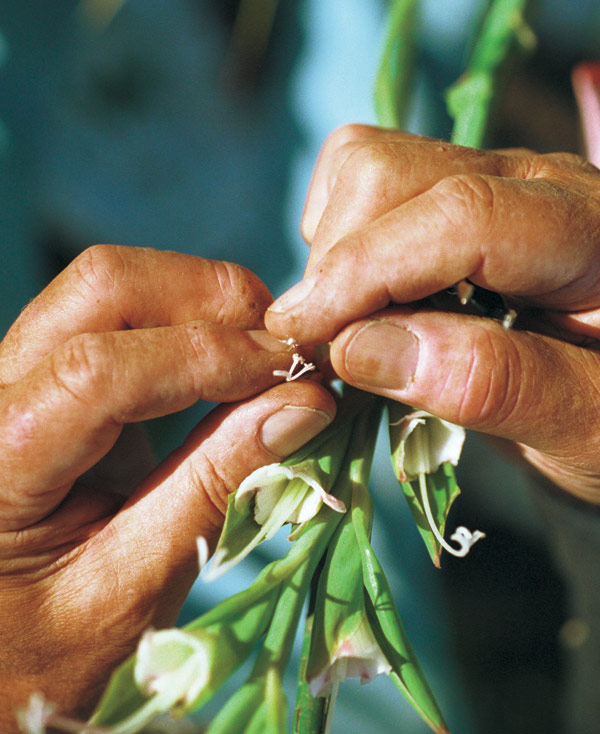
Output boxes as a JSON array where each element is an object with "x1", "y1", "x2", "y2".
[
  {"x1": 308, "y1": 616, "x2": 392, "y2": 697},
  {"x1": 310, "y1": 619, "x2": 392, "y2": 734},
  {"x1": 273, "y1": 353, "x2": 316, "y2": 382},
  {"x1": 273, "y1": 338, "x2": 316, "y2": 381}
]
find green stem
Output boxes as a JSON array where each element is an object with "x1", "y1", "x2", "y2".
[
  {"x1": 374, "y1": 0, "x2": 419, "y2": 128},
  {"x1": 294, "y1": 601, "x2": 328, "y2": 733},
  {"x1": 447, "y1": 0, "x2": 536, "y2": 148}
]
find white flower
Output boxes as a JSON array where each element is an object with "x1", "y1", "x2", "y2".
[
  {"x1": 391, "y1": 409, "x2": 465, "y2": 482},
  {"x1": 390, "y1": 407, "x2": 484, "y2": 558},
  {"x1": 235, "y1": 463, "x2": 345, "y2": 525},
  {"x1": 205, "y1": 448, "x2": 348, "y2": 581},
  {"x1": 134, "y1": 629, "x2": 213, "y2": 710}
]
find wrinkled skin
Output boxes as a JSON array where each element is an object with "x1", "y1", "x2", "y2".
[
  {"x1": 0, "y1": 245, "x2": 336, "y2": 728},
  {"x1": 267, "y1": 125, "x2": 600, "y2": 506}
]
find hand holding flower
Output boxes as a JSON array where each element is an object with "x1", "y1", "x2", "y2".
[{"x1": 266, "y1": 125, "x2": 600, "y2": 505}]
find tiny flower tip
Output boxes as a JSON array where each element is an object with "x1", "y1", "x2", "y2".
[
  {"x1": 456, "y1": 279, "x2": 475, "y2": 305},
  {"x1": 502, "y1": 308, "x2": 517, "y2": 329},
  {"x1": 201, "y1": 548, "x2": 228, "y2": 582},
  {"x1": 308, "y1": 621, "x2": 391, "y2": 697},
  {"x1": 449, "y1": 526, "x2": 486, "y2": 556}
]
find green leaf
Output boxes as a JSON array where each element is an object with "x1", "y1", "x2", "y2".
[
  {"x1": 206, "y1": 678, "x2": 263, "y2": 734},
  {"x1": 349, "y1": 438, "x2": 448, "y2": 734},
  {"x1": 399, "y1": 463, "x2": 461, "y2": 568},
  {"x1": 208, "y1": 557, "x2": 317, "y2": 734},
  {"x1": 305, "y1": 512, "x2": 375, "y2": 691},
  {"x1": 206, "y1": 492, "x2": 260, "y2": 576}
]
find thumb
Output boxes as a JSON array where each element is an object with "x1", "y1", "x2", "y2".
[
  {"x1": 329, "y1": 307, "x2": 600, "y2": 495},
  {"x1": 106, "y1": 380, "x2": 336, "y2": 604}
]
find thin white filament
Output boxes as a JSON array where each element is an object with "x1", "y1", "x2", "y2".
[{"x1": 418, "y1": 471, "x2": 485, "y2": 558}]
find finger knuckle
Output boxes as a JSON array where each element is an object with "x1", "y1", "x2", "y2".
[
  {"x1": 339, "y1": 141, "x2": 400, "y2": 207},
  {"x1": 325, "y1": 123, "x2": 377, "y2": 151},
  {"x1": 188, "y1": 451, "x2": 231, "y2": 517},
  {"x1": 180, "y1": 323, "x2": 247, "y2": 400},
  {"x1": 430, "y1": 173, "x2": 496, "y2": 234},
  {"x1": 205, "y1": 259, "x2": 271, "y2": 326},
  {"x1": 534, "y1": 151, "x2": 599, "y2": 179},
  {"x1": 69, "y1": 244, "x2": 128, "y2": 299},
  {"x1": 50, "y1": 332, "x2": 110, "y2": 405}
]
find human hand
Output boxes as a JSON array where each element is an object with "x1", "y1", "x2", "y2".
[
  {"x1": 265, "y1": 125, "x2": 600, "y2": 505},
  {"x1": 0, "y1": 245, "x2": 335, "y2": 728}
]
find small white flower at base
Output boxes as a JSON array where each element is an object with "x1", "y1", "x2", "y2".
[
  {"x1": 134, "y1": 629, "x2": 213, "y2": 710},
  {"x1": 308, "y1": 618, "x2": 391, "y2": 698},
  {"x1": 391, "y1": 410, "x2": 465, "y2": 482},
  {"x1": 235, "y1": 463, "x2": 346, "y2": 524},
  {"x1": 16, "y1": 692, "x2": 56, "y2": 734},
  {"x1": 196, "y1": 536, "x2": 210, "y2": 571}
]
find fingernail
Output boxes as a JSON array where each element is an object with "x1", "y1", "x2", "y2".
[
  {"x1": 268, "y1": 277, "x2": 316, "y2": 315},
  {"x1": 246, "y1": 330, "x2": 287, "y2": 352},
  {"x1": 259, "y1": 406, "x2": 333, "y2": 458},
  {"x1": 345, "y1": 321, "x2": 419, "y2": 390}
]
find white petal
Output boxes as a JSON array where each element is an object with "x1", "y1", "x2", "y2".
[
  {"x1": 288, "y1": 490, "x2": 321, "y2": 524},
  {"x1": 235, "y1": 464, "x2": 293, "y2": 512},
  {"x1": 253, "y1": 482, "x2": 287, "y2": 524},
  {"x1": 234, "y1": 463, "x2": 345, "y2": 525},
  {"x1": 393, "y1": 410, "x2": 465, "y2": 479},
  {"x1": 308, "y1": 619, "x2": 391, "y2": 697}
]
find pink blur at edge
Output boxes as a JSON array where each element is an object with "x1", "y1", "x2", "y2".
[{"x1": 572, "y1": 62, "x2": 600, "y2": 168}]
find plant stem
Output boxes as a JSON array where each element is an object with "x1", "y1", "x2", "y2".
[
  {"x1": 374, "y1": 0, "x2": 419, "y2": 128},
  {"x1": 294, "y1": 614, "x2": 327, "y2": 734},
  {"x1": 447, "y1": 0, "x2": 536, "y2": 148}
]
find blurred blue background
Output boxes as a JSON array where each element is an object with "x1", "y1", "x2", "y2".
[{"x1": 1, "y1": 1, "x2": 599, "y2": 732}]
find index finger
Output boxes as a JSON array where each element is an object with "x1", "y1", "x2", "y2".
[
  {"x1": 267, "y1": 172, "x2": 600, "y2": 345},
  {"x1": 0, "y1": 245, "x2": 273, "y2": 383}
]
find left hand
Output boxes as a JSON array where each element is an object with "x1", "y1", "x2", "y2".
[
  {"x1": 0, "y1": 246, "x2": 335, "y2": 726},
  {"x1": 266, "y1": 124, "x2": 600, "y2": 505}
]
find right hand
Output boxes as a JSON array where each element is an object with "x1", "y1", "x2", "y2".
[{"x1": 266, "y1": 124, "x2": 600, "y2": 506}]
